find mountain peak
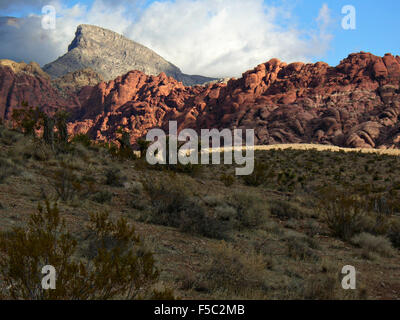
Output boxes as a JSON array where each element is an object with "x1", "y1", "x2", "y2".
[{"x1": 44, "y1": 24, "x2": 216, "y2": 86}]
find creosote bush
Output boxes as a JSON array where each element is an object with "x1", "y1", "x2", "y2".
[
  {"x1": 204, "y1": 242, "x2": 268, "y2": 298},
  {"x1": 229, "y1": 192, "x2": 269, "y2": 229},
  {"x1": 105, "y1": 167, "x2": 126, "y2": 187},
  {"x1": 142, "y1": 177, "x2": 228, "y2": 239},
  {"x1": 269, "y1": 199, "x2": 308, "y2": 221},
  {"x1": 242, "y1": 162, "x2": 269, "y2": 187},
  {"x1": 0, "y1": 158, "x2": 19, "y2": 184},
  {"x1": 351, "y1": 232, "x2": 395, "y2": 258},
  {"x1": 0, "y1": 202, "x2": 172, "y2": 300}
]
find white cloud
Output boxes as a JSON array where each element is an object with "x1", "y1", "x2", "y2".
[
  {"x1": 126, "y1": 0, "x2": 333, "y2": 77},
  {"x1": 0, "y1": 0, "x2": 333, "y2": 78}
]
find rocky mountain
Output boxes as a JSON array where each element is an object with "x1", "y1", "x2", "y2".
[
  {"x1": 1, "y1": 52, "x2": 400, "y2": 150},
  {"x1": 0, "y1": 59, "x2": 80, "y2": 119},
  {"x1": 69, "y1": 52, "x2": 400, "y2": 149},
  {"x1": 52, "y1": 68, "x2": 104, "y2": 96},
  {"x1": 43, "y1": 24, "x2": 216, "y2": 86}
]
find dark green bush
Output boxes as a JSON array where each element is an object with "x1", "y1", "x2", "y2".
[
  {"x1": 229, "y1": 193, "x2": 269, "y2": 229},
  {"x1": 71, "y1": 133, "x2": 92, "y2": 148},
  {"x1": 105, "y1": 167, "x2": 126, "y2": 187},
  {"x1": 270, "y1": 199, "x2": 307, "y2": 220},
  {"x1": 0, "y1": 158, "x2": 19, "y2": 184},
  {"x1": 143, "y1": 178, "x2": 228, "y2": 239},
  {"x1": 91, "y1": 190, "x2": 113, "y2": 204}
]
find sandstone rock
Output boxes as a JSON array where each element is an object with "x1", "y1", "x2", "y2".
[{"x1": 2, "y1": 52, "x2": 400, "y2": 150}]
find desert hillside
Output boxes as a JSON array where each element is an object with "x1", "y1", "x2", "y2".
[{"x1": 0, "y1": 123, "x2": 399, "y2": 299}]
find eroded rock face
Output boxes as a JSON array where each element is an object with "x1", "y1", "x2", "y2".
[
  {"x1": 68, "y1": 52, "x2": 400, "y2": 149},
  {"x1": 2, "y1": 52, "x2": 400, "y2": 149},
  {"x1": 0, "y1": 60, "x2": 80, "y2": 119},
  {"x1": 52, "y1": 68, "x2": 104, "y2": 97},
  {"x1": 43, "y1": 24, "x2": 216, "y2": 86}
]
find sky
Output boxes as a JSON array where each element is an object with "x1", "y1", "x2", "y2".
[{"x1": 0, "y1": 0, "x2": 399, "y2": 78}]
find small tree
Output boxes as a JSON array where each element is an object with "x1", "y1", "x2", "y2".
[
  {"x1": 116, "y1": 127, "x2": 135, "y2": 160},
  {"x1": 55, "y1": 111, "x2": 69, "y2": 147},
  {"x1": 11, "y1": 102, "x2": 43, "y2": 137},
  {"x1": 43, "y1": 115, "x2": 55, "y2": 150},
  {"x1": 137, "y1": 139, "x2": 151, "y2": 159}
]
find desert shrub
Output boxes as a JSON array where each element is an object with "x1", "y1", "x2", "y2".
[
  {"x1": 301, "y1": 274, "x2": 338, "y2": 300},
  {"x1": 47, "y1": 162, "x2": 81, "y2": 201},
  {"x1": 71, "y1": 133, "x2": 92, "y2": 148},
  {"x1": 270, "y1": 199, "x2": 307, "y2": 220},
  {"x1": 304, "y1": 220, "x2": 323, "y2": 237},
  {"x1": 91, "y1": 190, "x2": 113, "y2": 204},
  {"x1": 351, "y1": 232, "x2": 395, "y2": 257},
  {"x1": 220, "y1": 173, "x2": 235, "y2": 187},
  {"x1": 137, "y1": 139, "x2": 151, "y2": 159},
  {"x1": 319, "y1": 188, "x2": 392, "y2": 241},
  {"x1": 286, "y1": 236, "x2": 320, "y2": 262},
  {"x1": 229, "y1": 193, "x2": 269, "y2": 229},
  {"x1": 143, "y1": 178, "x2": 228, "y2": 239},
  {"x1": 0, "y1": 127, "x2": 20, "y2": 146},
  {"x1": 0, "y1": 158, "x2": 19, "y2": 183},
  {"x1": 114, "y1": 129, "x2": 136, "y2": 160},
  {"x1": 0, "y1": 202, "x2": 170, "y2": 299},
  {"x1": 11, "y1": 139, "x2": 53, "y2": 162},
  {"x1": 105, "y1": 167, "x2": 126, "y2": 187},
  {"x1": 203, "y1": 242, "x2": 268, "y2": 298},
  {"x1": 318, "y1": 189, "x2": 368, "y2": 241},
  {"x1": 242, "y1": 162, "x2": 269, "y2": 187}
]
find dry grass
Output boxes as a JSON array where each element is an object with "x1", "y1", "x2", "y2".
[{"x1": 0, "y1": 124, "x2": 399, "y2": 300}]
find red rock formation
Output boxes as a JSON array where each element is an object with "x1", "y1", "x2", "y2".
[
  {"x1": 69, "y1": 52, "x2": 400, "y2": 149},
  {"x1": 2, "y1": 52, "x2": 400, "y2": 149},
  {"x1": 0, "y1": 60, "x2": 80, "y2": 119}
]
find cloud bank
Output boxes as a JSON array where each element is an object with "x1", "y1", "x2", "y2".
[{"x1": 0, "y1": 0, "x2": 333, "y2": 78}]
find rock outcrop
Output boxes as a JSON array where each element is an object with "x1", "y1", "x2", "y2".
[
  {"x1": 43, "y1": 24, "x2": 216, "y2": 86},
  {"x1": 69, "y1": 52, "x2": 400, "y2": 149},
  {"x1": 52, "y1": 68, "x2": 104, "y2": 96},
  {"x1": 2, "y1": 52, "x2": 400, "y2": 150},
  {"x1": 0, "y1": 60, "x2": 80, "y2": 119}
]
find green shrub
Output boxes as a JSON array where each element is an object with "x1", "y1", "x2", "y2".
[
  {"x1": 91, "y1": 190, "x2": 113, "y2": 204},
  {"x1": 71, "y1": 133, "x2": 92, "y2": 148},
  {"x1": 351, "y1": 232, "x2": 395, "y2": 257},
  {"x1": 105, "y1": 167, "x2": 126, "y2": 187},
  {"x1": 0, "y1": 158, "x2": 19, "y2": 184},
  {"x1": 242, "y1": 162, "x2": 269, "y2": 187},
  {"x1": 47, "y1": 162, "x2": 81, "y2": 201},
  {"x1": 229, "y1": 193, "x2": 269, "y2": 229},
  {"x1": 220, "y1": 173, "x2": 235, "y2": 187},
  {"x1": 143, "y1": 178, "x2": 228, "y2": 239},
  {"x1": 0, "y1": 202, "x2": 169, "y2": 299},
  {"x1": 286, "y1": 236, "x2": 320, "y2": 262},
  {"x1": 203, "y1": 242, "x2": 268, "y2": 298},
  {"x1": 270, "y1": 199, "x2": 307, "y2": 220},
  {"x1": 318, "y1": 189, "x2": 368, "y2": 241}
]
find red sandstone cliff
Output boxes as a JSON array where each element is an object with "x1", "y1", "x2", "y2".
[{"x1": 2, "y1": 52, "x2": 400, "y2": 149}]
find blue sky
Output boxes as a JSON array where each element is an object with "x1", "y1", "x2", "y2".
[{"x1": 0, "y1": 0, "x2": 399, "y2": 76}]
